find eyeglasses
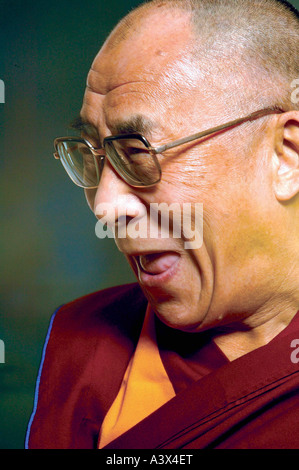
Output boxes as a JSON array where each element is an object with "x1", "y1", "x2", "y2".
[{"x1": 53, "y1": 106, "x2": 283, "y2": 188}]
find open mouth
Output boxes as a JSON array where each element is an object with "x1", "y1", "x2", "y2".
[
  {"x1": 138, "y1": 252, "x2": 179, "y2": 275},
  {"x1": 135, "y1": 251, "x2": 180, "y2": 286}
]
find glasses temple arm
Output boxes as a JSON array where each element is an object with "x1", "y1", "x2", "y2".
[{"x1": 153, "y1": 107, "x2": 284, "y2": 154}]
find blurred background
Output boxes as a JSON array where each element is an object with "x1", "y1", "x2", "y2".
[
  {"x1": 0, "y1": 0, "x2": 142, "y2": 449},
  {"x1": 0, "y1": 0, "x2": 298, "y2": 449}
]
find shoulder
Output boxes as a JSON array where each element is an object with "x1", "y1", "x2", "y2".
[
  {"x1": 56, "y1": 282, "x2": 146, "y2": 318},
  {"x1": 26, "y1": 283, "x2": 147, "y2": 449},
  {"x1": 51, "y1": 282, "x2": 148, "y2": 339}
]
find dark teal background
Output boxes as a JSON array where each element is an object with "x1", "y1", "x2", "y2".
[{"x1": 0, "y1": 0, "x2": 298, "y2": 449}]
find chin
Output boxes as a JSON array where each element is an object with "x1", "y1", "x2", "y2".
[
  {"x1": 144, "y1": 293, "x2": 208, "y2": 333},
  {"x1": 125, "y1": 251, "x2": 213, "y2": 332}
]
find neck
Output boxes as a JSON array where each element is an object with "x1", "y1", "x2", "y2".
[{"x1": 212, "y1": 301, "x2": 298, "y2": 362}]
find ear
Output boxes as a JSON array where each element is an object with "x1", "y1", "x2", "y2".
[{"x1": 273, "y1": 111, "x2": 299, "y2": 201}]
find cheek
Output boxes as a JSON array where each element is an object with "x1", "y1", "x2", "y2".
[
  {"x1": 159, "y1": 163, "x2": 209, "y2": 202},
  {"x1": 159, "y1": 143, "x2": 230, "y2": 198},
  {"x1": 156, "y1": 153, "x2": 223, "y2": 244},
  {"x1": 159, "y1": 149, "x2": 261, "y2": 254}
]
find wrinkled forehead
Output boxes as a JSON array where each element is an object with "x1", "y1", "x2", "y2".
[
  {"x1": 87, "y1": 8, "x2": 195, "y2": 95},
  {"x1": 81, "y1": 7, "x2": 225, "y2": 142}
]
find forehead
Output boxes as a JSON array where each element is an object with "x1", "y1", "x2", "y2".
[
  {"x1": 91, "y1": 9, "x2": 194, "y2": 92},
  {"x1": 80, "y1": 9, "x2": 201, "y2": 137}
]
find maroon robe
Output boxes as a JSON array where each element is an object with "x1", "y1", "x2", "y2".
[{"x1": 26, "y1": 283, "x2": 299, "y2": 449}]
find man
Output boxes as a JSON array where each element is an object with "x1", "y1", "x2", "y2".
[{"x1": 26, "y1": 0, "x2": 299, "y2": 449}]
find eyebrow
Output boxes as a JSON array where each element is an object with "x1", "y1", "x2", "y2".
[
  {"x1": 111, "y1": 115, "x2": 158, "y2": 137},
  {"x1": 69, "y1": 114, "x2": 158, "y2": 140},
  {"x1": 69, "y1": 116, "x2": 99, "y2": 138}
]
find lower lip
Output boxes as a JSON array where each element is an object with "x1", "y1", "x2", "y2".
[{"x1": 136, "y1": 255, "x2": 180, "y2": 287}]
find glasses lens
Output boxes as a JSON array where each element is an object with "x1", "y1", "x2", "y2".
[
  {"x1": 104, "y1": 138, "x2": 161, "y2": 187},
  {"x1": 56, "y1": 140, "x2": 100, "y2": 188}
]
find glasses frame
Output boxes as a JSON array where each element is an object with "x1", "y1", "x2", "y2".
[{"x1": 54, "y1": 106, "x2": 284, "y2": 188}]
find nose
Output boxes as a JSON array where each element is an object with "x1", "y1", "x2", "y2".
[{"x1": 91, "y1": 160, "x2": 147, "y2": 232}]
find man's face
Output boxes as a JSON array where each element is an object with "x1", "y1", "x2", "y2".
[{"x1": 80, "y1": 10, "x2": 278, "y2": 332}]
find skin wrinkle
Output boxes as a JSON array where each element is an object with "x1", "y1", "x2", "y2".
[
  {"x1": 78, "y1": 2, "x2": 299, "y2": 359},
  {"x1": 87, "y1": 25, "x2": 268, "y2": 147},
  {"x1": 88, "y1": 76, "x2": 163, "y2": 95},
  {"x1": 136, "y1": 0, "x2": 299, "y2": 113}
]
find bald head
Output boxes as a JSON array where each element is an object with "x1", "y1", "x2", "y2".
[{"x1": 102, "y1": 0, "x2": 299, "y2": 115}]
